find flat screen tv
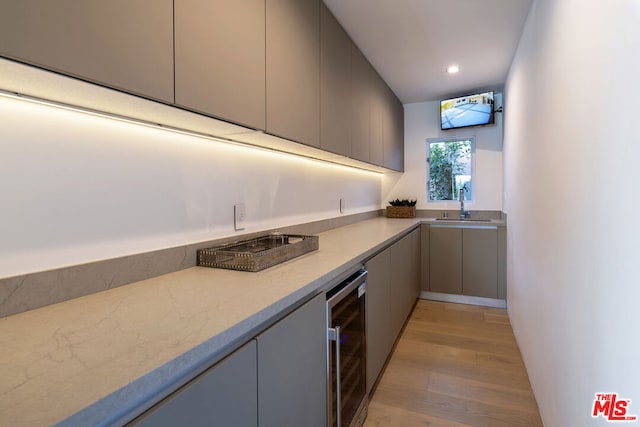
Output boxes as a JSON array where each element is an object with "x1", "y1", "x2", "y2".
[{"x1": 440, "y1": 91, "x2": 494, "y2": 130}]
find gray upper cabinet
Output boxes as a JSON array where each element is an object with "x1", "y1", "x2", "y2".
[
  {"x1": 131, "y1": 341, "x2": 257, "y2": 427},
  {"x1": 320, "y1": 4, "x2": 352, "y2": 157},
  {"x1": 350, "y1": 43, "x2": 371, "y2": 163},
  {"x1": 369, "y1": 70, "x2": 386, "y2": 166},
  {"x1": 383, "y1": 87, "x2": 405, "y2": 171},
  {"x1": 0, "y1": 0, "x2": 174, "y2": 103},
  {"x1": 266, "y1": 0, "x2": 321, "y2": 147},
  {"x1": 175, "y1": 0, "x2": 266, "y2": 130},
  {"x1": 0, "y1": 0, "x2": 403, "y2": 170},
  {"x1": 256, "y1": 293, "x2": 327, "y2": 427},
  {"x1": 394, "y1": 95, "x2": 405, "y2": 170}
]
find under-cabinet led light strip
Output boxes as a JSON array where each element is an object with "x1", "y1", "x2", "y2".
[{"x1": 0, "y1": 89, "x2": 383, "y2": 176}]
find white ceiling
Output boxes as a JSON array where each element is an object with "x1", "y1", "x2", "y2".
[{"x1": 323, "y1": 0, "x2": 533, "y2": 104}]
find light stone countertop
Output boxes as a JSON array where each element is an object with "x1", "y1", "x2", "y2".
[{"x1": 0, "y1": 217, "x2": 422, "y2": 427}]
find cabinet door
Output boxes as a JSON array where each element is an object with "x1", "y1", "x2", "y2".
[
  {"x1": 266, "y1": 0, "x2": 320, "y2": 147},
  {"x1": 320, "y1": 4, "x2": 351, "y2": 156},
  {"x1": 366, "y1": 230, "x2": 420, "y2": 394},
  {"x1": 0, "y1": 0, "x2": 173, "y2": 103},
  {"x1": 383, "y1": 86, "x2": 404, "y2": 172},
  {"x1": 420, "y1": 224, "x2": 430, "y2": 292},
  {"x1": 365, "y1": 247, "x2": 392, "y2": 394},
  {"x1": 175, "y1": 0, "x2": 266, "y2": 130},
  {"x1": 389, "y1": 229, "x2": 420, "y2": 338},
  {"x1": 498, "y1": 227, "x2": 507, "y2": 300},
  {"x1": 429, "y1": 227, "x2": 463, "y2": 294},
  {"x1": 392, "y1": 94, "x2": 405, "y2": 171},
  {"x1": 350, "y1": 43, "x2": 370, "y2": 163},
  {"x1": 256, "y1": 293, "x2": 327, "y2": 427},
  {"x1": 369, "y1": 70, "x2": 386, "y2": 166},
  {"x1": 388, "y1": 238, "x2": 406, "y2": 341},
  {"x1": 463, "y1": 228, "x2": 498, "y2": 298},
  {"x1": 132, "y1": 342, "x2": 257, "y2": 427},
  {"x1": 404, "y1": 228, "x2": 421, "y2": 317}
]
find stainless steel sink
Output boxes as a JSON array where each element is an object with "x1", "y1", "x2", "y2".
[{"x1": 198, "y1": 233, "x2": 319, "y2": 272}]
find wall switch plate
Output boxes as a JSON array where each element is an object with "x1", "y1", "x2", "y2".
[
  {"x1": 234, "y1": 203, "x2": 245, "y2": 231},
  {"x1": 340, "y1": 198, "x2": 345, "y2": 214}
]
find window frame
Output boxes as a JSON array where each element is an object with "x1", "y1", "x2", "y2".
[{"x1": 425, "y1": 137, "x2": 476, "y2": 204}]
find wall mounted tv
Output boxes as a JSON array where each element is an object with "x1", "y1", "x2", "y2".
[{"x1": 440, "y1": 91, "x2": 494, "y2": 130}]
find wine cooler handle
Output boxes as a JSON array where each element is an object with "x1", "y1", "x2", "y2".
[{"x1": 328, "y1": 325, "x2": 341, "y2": 427}]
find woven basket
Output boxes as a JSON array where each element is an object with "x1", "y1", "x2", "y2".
[{"x1": 386, "y1": 206, "x2": 416, "y2": 218}]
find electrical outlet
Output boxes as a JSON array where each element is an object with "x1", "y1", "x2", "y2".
[
  {"x1": 340, "y1": 198, "x2": 345, "y2": 214},
  {"x1": 234, "y1": 203, "x2": 245, "y2": 231}
]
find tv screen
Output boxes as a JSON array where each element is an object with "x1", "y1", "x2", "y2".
[{"x1": 440, "y1": 91, "x2": 494, "y2": 130}]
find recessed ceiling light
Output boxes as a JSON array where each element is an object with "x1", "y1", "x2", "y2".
[{"x1": 447, "y1": 65, "x2": 460, "y2": 74}]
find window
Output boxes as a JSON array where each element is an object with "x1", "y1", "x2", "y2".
[{"x1": 427, "y1": 138, "x2": 473, "y2": 201}]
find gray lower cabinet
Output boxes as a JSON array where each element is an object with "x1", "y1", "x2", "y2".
[
  {"x1": 0, "y1": 0, "x2": 174, "y2": 103},
  {"x1": 420, "y1": 224, "x2": 430, "y2": 292},
  {"x1": 266, "y1": 0, "x2": 321, "y2": 147},
  {"x1": 462, "y1": 228, "x2": 498, "y2": 298},
  {"x1": 498, "y1": 227, "x2": 507, "y2": 299},
  {"x1": 366, "y1": 229, "x2": 420, "y2": 394},
  {"x1": 320, "y1": 4, "x2": 352, "y2": 157},
  {"x1": 365, "y1": 245, "x2": 392, "y2": 395},
  {"x1": 429, "y1": 227, "x2": 463, "y2": 294},
  {"x1": 428, "y1": 225, "x2": 504, "y2": 299},
  {"x1": 174, "y1": 0, "x2": 266, "y2": 130},
  {"x1": 131, "y1": 293, "x2": 326, "y2": 427},
  {"x1": 132, "y1": 341, "x2": 258, "y2": 427},
  {"x1": 390, "y1": 228, "x2": 420, "y2": 337},
  {"x1": 405, "y1": 228, "x2": 421, "y2": 313},
  {"x1": 256, "y1": 293, "x2": 327, "y2": 427}
]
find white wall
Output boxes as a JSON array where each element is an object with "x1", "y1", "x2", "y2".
[
  {"x1": 0, "y1": 95, "x2": 381, "y2": 278},
  {"x1": 383, "y1": 97, "x2": 503, "y2": 211},
  {"x1": 504, "y1": 0, "x2": 640, "y2": 425}
]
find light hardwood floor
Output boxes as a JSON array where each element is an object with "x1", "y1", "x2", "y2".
[{"x1": 364, "y1": 300, "x2": 542, "y2": 426}]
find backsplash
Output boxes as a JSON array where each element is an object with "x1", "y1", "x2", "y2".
[
  {"x1": 0, "y1": 92, "x2": 381, "y2": 281},
  {"x1": 0, "y1": 210, "x2": 382, "y2": 318}
]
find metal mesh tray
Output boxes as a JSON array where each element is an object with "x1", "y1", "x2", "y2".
[{"x1": 197, "y1": 234, "x2": 319, "y2": 272}]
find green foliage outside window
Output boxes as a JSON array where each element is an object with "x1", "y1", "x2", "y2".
[{"x1": 428, "y1": 139, "x2": 472, "y2": 201}]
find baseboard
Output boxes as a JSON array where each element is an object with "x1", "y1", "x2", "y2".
[{"x1": 419, "y1": 291, "x2": 507, "y2": 308}]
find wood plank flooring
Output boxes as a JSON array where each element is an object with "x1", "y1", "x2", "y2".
[{"x1": 364, "y1": 300, "x2": 542, "y2": 426}]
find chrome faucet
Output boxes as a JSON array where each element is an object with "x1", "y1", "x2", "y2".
[{"x1": 459, "y1": 188, "x2": 470, "y2": 219}]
